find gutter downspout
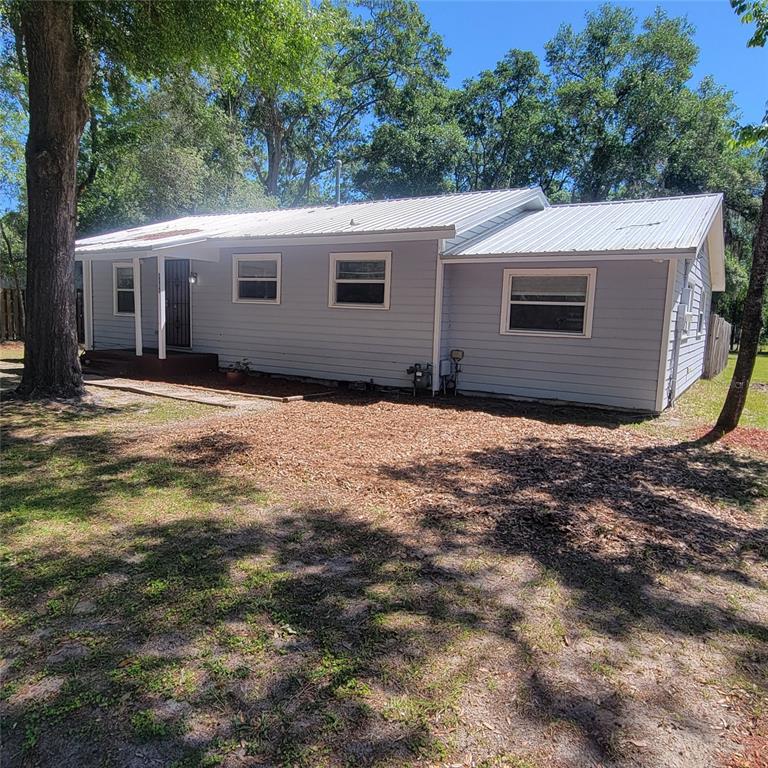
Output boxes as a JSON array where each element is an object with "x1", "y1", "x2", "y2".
[{"x1": 431, "y1": 240, "x2": 445, "y2": 395}]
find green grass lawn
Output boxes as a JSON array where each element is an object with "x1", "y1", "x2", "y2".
[{"x1": 670, "y1": 352, "x2": 768, "y2": 429}]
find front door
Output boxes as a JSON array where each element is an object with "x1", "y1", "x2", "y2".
[
  {"x1": 74, "y1": 261, "x2": 85, "y2": 344},
  {"x1": 165, "y1": 259, "x2": 191, "y2": 348}
]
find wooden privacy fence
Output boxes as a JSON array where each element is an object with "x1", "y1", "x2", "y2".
[
  {"x1": 0, "y1": 288, "x2": 84, "y2": 343},
  {"x1": 0, "y1": 288, "x2": 24, "y2": 341},
  {"x1": 703, "y1": 312, "x2": 731, "y2": 379}
]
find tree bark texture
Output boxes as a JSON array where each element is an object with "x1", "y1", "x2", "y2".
[
  {"x1": 17, "y1": 1, "x2": 91, "y2": 398},
  {"x1": 714, "y1": 182, "x2": 768, "y2": 434}
]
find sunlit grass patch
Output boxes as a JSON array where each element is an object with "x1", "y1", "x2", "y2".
[
  {"x1": 1, "y1": 394, "x2": 218, "y2": 438},
  {"x1": 131, "y1": 708, "x2": 172, "y2": 740},
  {"x1": 1, "y1": 437, "x2": 267, "y2": 541},
  {"x1": 631, "y1": 353, "x2": 768, "y2": 434},
  {"x1": 111, "y1": 656, "x2": 200, "y2": 700}
]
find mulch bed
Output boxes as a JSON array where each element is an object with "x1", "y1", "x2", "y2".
[
  {"x1": 690, "y1": 425, "x2": 768, "y2": 454},
  {"x1": 156, "y1": 370, "x2": 335, "y2": 399},
  {"x1": 156, "y1": 393, "x2": 768, "y2": 561}
]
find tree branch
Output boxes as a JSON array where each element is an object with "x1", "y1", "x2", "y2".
[{"x1": 77, "y1": 107, "x2": 99, "y2": 200}]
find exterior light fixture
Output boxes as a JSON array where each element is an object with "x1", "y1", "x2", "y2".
[{"x1": 188, "y1": 272, "x2": 198, "y2": 285}]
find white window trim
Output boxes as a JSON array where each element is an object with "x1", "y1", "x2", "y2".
[
  {"x1": 112, "y1": 262, "x2": 135, "y2": 316},
  {"x1": 329, "y1": 251, "x2": 392, "y2": 310},
  {"x1": 682, "y1": 278, "x2": 701, "y2": 340},
  {"x1": 499, "y1": 267, "x2": 596, "y2": 338},
  {"x1": 232, "y1": 254, "x2": 281, "y2": 304}
]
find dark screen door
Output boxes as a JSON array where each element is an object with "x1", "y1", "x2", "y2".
[
  {"x1": 165, "y1": 259, "x2": 191, "y2": 348},
  {"x1": 74, "y1": 261, "x2": 85, "y2": 343}
]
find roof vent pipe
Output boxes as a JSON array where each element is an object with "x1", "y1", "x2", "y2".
[{"x1": 335, "y1": 159, "x2": 342, "y2": 206}]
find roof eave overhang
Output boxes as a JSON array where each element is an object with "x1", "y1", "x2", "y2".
[
  {"x1": 75, "y1": 226, "x2": 456, "y2": 259},
  {"x1": 702, "y1": 203, "x2": 726, "y2": 291},
  {"x1": 441, "y1": 247, "x2": 697, "y2": 263},
  {"x1": 209, "y1": 226, "x2": 456, "y2": 247}
]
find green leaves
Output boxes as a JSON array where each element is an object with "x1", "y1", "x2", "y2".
[
  {"x1": 77, "y1": 74, "x2": 271, "y2": 233},
  {"x1": 544, "y1": 4, "x2": 706, "y2": 201},
  {"x1": 731, "y1": 0, "x2": 768, "y2": 46},
  {"x1": 453, "y1": 49, "x2": 564, "y2": 194}
]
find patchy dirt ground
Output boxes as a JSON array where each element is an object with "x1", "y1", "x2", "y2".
[{"x1": 1, "y1": 382, "x2": 767, "y2": 768}]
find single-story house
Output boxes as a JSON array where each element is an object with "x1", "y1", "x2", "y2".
[{"x1": 74, "y1": 187, "x2": 725, "y2": 413}]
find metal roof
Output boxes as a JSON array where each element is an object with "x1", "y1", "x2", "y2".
[
  {"x1": 447, "y1": 193, "x2": 723, "y2": 257},
  {"x1": 75, "y1": 187, "x2": 543, "y2": 254},
  {"x1": 75, "y1": 188, "x2": 726, "y2": 290}
]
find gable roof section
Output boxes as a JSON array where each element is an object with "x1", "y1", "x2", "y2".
[
  {"x1": 75, "y1": 187, "x2": 546, "y2": 255},
  {"x1": 445, "y1": 193, "x2": 725, "y2": 290}
]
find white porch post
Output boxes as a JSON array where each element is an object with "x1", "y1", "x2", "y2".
[
  {"x1": 132, "y1": 255, "x2": 143, "y2": 356},
  {"x1": 157, "y1": 253, "x2": 166, "y2": 359},
  {"x1": 83, "y1": 260, "x2": 94, "y2": 351}
]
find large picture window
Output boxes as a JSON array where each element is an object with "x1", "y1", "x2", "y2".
[
  {"x1": 500, "y1": 268, "x2": 596, "y2": 337},
  {"x1": 329, "y1": 252, "x2": 391, "y2": 309},
  {"x1": 113, "y1": 263, "x2": 135, "y2": 315},
  {"x1": 232, "y1": 255, "x2": 281, "y2": 303}
]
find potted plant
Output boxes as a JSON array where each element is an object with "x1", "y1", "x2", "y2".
[{"x1": 226, "y1": 358, "x2": 251, "y2": 385}]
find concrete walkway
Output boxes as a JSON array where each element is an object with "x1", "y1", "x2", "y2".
[
  {"x1": 0, "y1": 359, "x2": 22, "y2": 391},
  {"x1": 82, "y1": 374, "x2": 283, "y2": 409},
  {"x1": 1, "y1": 358, "x2": 308, "y2": 409}
]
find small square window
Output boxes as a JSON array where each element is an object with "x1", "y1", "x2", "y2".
[
  {"x1": 329, "y1": 253, "x2": 391, "y2": 309},
  {"x1": 232, "y1": 255, "x2": 281, "y2": 303}
]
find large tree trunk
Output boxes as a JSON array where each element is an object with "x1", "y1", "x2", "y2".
[
  {"x1": 713, "y1": 183, "x2": 768, "y2": 435},
  {"x1": 264, "y1": 125, "x2": 283, "y2": 198},
  {"x1": 16, "y1": 1, "x2": 91, "y2": 399}
]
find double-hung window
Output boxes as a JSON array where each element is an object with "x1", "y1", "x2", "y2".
[
  {"x1": 113, "y1": 263, "x2": 135, "y2": 315},
  {"x1": 232, "y1": 254, "x2": 281, "y2": 303},
  {"x1": 329, "y1": 252, "x2": 391, "y2": 309},
  {"x1": 500, "y1": 268, "x2": 596, "y2": 337}
]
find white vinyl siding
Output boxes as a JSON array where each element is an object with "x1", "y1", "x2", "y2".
[
  {"x1": 664, "y1": 243, "x2": 712, "y2": 402},
  {"x1": 93, "y1": 259, "x2": 156, "y2": 349},
  {"x1": 190, "y1": 241, "x2": 436, "y2": 388}
]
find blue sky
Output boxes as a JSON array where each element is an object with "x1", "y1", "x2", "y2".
[{"x1": 419, "y1": 0, "x2": 768, "y2": 124}]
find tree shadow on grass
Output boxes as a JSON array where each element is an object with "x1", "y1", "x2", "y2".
[
  {"x1": 379, "y1": 435, "x2": 768, "y2": 750},
  {"x1": 0, "y1": 426, "x2": 259, "y2": 539},
  {"x1": 2, "y1": 406, "x2": 494, "y2": 765},
  {"x1": 1, "y1": 504, "x2": 523, "y2": 767},
  {"x1": 1, "y1": 397, "x2": 165, "y2": 432},
  {"x1": 3, "y1": 423, "x2": 767, "y2": 767}
]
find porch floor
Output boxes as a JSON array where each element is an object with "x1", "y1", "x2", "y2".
[{"x1": 81, "y1": 348, "x2": 218, "y2": 379}]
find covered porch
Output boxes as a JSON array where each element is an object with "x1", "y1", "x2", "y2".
[{"x1": 76, "y1": 241, "x2": 220, "y2": 361}]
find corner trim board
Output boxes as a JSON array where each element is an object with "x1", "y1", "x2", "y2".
[
  {"x1": 431, "y1": 240, "x2": 445, "y2": 393},
  {"x1": 655, "y1": 259, "x2": 676, "y2": 412}
]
